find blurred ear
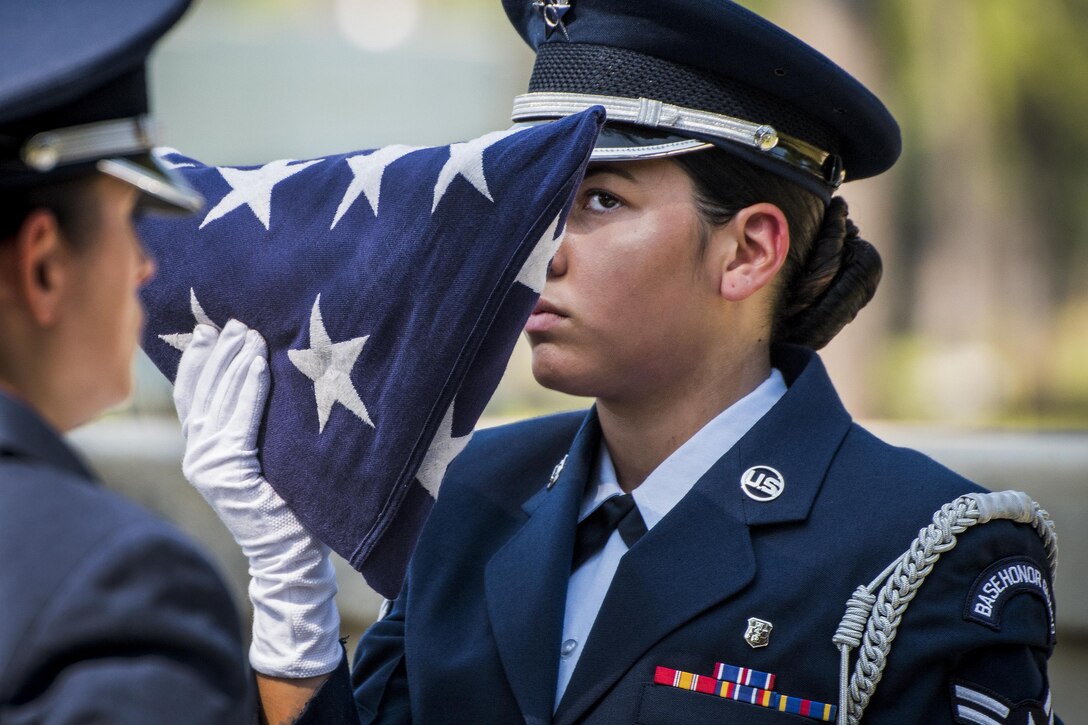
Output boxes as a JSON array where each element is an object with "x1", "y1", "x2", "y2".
[
  {"x1": 7, "y1": 209, "x2": 72, "y2": 327},
  {"x1": 718, "y1": 202, "x2": 789, "y2": 302}
]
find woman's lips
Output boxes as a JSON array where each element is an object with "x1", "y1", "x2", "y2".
[{"x1": 525, "y1": 299, "x2": 568, "y2": 333}]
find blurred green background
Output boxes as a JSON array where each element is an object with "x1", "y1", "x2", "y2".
[{"x1": 129, "y1": 0, "x2": 1088, "y2": 428}]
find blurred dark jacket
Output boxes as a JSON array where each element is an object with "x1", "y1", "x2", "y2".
[{"x1": 0, "y1": 391, "x2": 253, "y2": 723}]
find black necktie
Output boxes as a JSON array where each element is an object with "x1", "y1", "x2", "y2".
[{"x1": 571, "y1": 493, "x2": 648, "y2": 571}]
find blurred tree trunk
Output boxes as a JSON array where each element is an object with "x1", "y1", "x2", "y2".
[
  {"x1": 764, "y1": 0, "x2": 899, "y2": 416},
  {"x1": 895, "y1": 1, "x2": 1052, "y2": 420},
  {"x1": 767, "y1": 0, "x2": 1063, "y2": 420}
]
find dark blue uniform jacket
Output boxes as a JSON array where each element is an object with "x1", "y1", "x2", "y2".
[
  {"x1": 0, "y1": 392, "x2": 253, "y2": 723},
  {"x1": 305, "y1": 346, "x2": 1059, "y2": 724}
]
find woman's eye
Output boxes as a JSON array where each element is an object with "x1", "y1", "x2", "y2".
[{"x1": 584, "y1": 191, "x2": 622, "y2": 213}]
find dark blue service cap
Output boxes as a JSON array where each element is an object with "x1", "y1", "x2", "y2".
[
  {"x1": 504, "y1": 0, "x2": 902, "y2": 200},
  {"x1": 0, "y1": 0, "x2": 201, "y2": 213}
]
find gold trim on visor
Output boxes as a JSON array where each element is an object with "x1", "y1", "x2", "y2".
[{"x1": 511, "y1": 91, "x2": 845, "y2": 187}]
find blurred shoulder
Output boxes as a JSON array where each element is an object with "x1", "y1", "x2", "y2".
[
  {"x1": 0, "y1": 456, "x2": 235, "y2": 622},
  {"x1": 0, "y1": 457, "x2": 207, "y2": 559},
  {"x1": 0, "y1": 459, "x2": 247, "y2": 716}
]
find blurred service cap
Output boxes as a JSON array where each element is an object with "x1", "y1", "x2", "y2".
[
  {"x1": 0, "y1": 0, "x2": 201, "y2": 214},
  {"x1": 504, "y1": 0, "x2": 902, "y2": 201}
]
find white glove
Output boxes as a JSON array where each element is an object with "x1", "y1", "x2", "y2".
[{"x1": 174, "y1": 320, "x2": 341, "y2": 678}]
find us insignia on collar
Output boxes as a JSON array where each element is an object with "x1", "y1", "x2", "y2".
[
  {"x1": 532, "y1": 0, "x2": 572, "y2": 40},
  {"x1": 741, "y1": 465, "x2": 784, "y2": 502}
]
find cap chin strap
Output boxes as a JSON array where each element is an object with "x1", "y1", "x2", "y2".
[
  {"x1": 512, "y1": 91, "x2": 844, "y2": 187},
  {"x1": 832, "y1": 490, "x2": 1058, "y2": 724},
  {"x1": 20, "y1": 115, "x2": 156, "y2": 172},
  {"x1": 588, "y1": 137, "x2": 711, "y2": 160}
]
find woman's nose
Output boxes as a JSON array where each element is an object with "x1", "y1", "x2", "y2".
[{"x1": 547, "y1": 238, "x2": 568, "y2": 278}]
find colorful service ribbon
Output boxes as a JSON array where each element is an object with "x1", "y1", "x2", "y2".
[
  {"x1": 653, "y1": 665, "x2": 837, "y2": 722},
  {"x1": 714, "y1": 661, "x2": 776, "y2": 691}
]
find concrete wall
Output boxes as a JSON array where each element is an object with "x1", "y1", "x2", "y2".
[{"x1": 67, "y1": 418, "x2": 1087, "y2": 716}]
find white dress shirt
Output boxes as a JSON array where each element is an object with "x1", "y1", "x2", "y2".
[{"x1": 554, "y1": 369, "x2": 787, "y2": 708}]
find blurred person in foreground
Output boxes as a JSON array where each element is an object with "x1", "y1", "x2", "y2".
[
  {"x1": 0, "y1": 1, "x2": 252, "y2": 721},
  {"x1": 174, "y1": 0, "x2": 1062, "y2": 723}
]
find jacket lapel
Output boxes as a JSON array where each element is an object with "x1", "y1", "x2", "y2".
[
  {"x1": 554, "y1": 346, "x2": 853, "y2": 724},
  {"x1": 484, "y1": 409, "x2": 600, "y2": 725},
  {"x1": 553, "y1": 455, "x2": 756, "y2": 725}
]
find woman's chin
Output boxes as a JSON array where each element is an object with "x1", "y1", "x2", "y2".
[{"x1": 530, "y1": 354, "x2": 598, "y2": 398}]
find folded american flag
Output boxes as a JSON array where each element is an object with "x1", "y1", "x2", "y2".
[{"x1": 138, "y1": 109, "x2": 603, "y2": 597}]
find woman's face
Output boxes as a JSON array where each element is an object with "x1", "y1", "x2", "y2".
[
  {"x1": 56, "y1": 176, "x2": 155, "y2": 426},
  {"x1": 525, "y1": 158, "x2": 730, "y2": 403}
]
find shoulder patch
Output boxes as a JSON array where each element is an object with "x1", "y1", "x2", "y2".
[
  {"x1": 964, "y1": 556, "x2": 1056, "y2": 643},
  {"x1": 951, "y1": 680, "x2": 1053, "y2": 725}
]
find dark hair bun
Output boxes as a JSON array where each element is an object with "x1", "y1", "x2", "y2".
[{"x1": 776, "y1": 197, "x2": 882, "y2": 350}]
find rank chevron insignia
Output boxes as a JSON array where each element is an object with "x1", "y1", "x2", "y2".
[
  {"x1": 137, "y1": 110, "x2": 603, "y2": 598},
  {"x1": 952, "y1": 683, "x2": 1054, "y2": 725}
]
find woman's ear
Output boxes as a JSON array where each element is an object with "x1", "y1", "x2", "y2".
[
  {"x1": 9, "y1": 209, "x2": 71, "y2": 327},
  {"x1": 718, "y1": 202, "x2": 790, "y2": 302}
]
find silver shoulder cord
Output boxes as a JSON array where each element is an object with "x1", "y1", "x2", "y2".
[{"x1": 832, "y1": 490, "x2": 1059, "y2": 725}]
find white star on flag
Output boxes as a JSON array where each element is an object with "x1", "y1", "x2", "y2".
[
  {"x1": 431, "y1": 127, "x2": 523, "y2": 213},
  {"x1": 415, "y1": 403, "x2": 473, "y2": 498},
  {"x1": 159, "y1": 288, "x2": 217, "y2": 351},
  {"x1": 288, "y1": 294, "x2": 375, "y2": 434},
  {"x1": 201, "y1": 158, "x2": 324, "y2": 230},
  {"x1": 515, "y1": 213, "x2": 563, "y2": 294},
  {"x1": 332, "y1": 145, "x2": 418, "y2": 228}
]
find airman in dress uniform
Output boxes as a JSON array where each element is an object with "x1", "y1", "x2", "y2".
[
  {"x1": 0, "y1": 1, "x2": 252, "y2": 720},
  {"x1": 171, "y1": 0, "x2": 1062, "y2": 723}
]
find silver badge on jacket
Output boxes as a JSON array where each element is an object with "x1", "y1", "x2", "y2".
[{"x1": 745, "y1": 617, "x2": 773, "y2": 648}]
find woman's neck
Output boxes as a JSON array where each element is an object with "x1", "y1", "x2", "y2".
[{"x1": 596, "y1": 347, "x2": 771, "y2": 493}]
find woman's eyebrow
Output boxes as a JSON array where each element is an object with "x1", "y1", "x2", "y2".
[{"x1": 584, "y1": 164, "x2": 638, "y2": 183}]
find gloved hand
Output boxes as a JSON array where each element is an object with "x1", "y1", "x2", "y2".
[{"x1": 174, "y1": 320, "x2": 341, "y2": 678}]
